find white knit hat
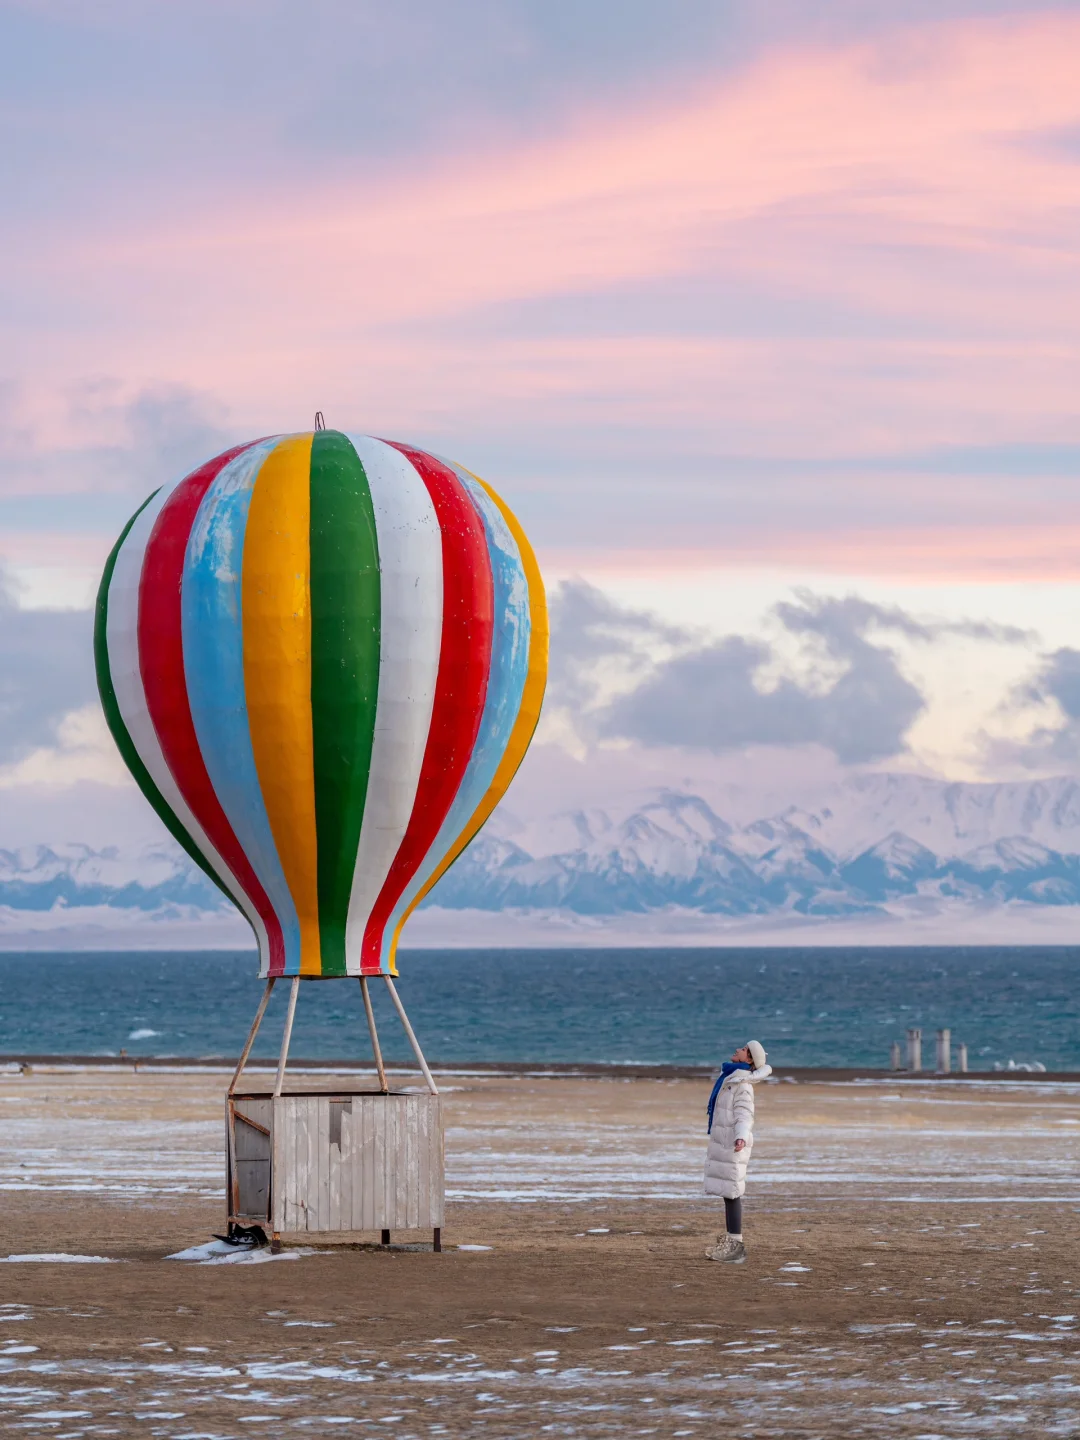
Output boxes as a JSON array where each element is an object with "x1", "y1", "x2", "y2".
[{"x1": 747, "y1": 1040, "x2": 767, "y2": 1070}]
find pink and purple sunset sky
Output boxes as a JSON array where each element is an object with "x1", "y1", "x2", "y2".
[{"x1": 3, "y1": 0, "x2": 1080, "y2": 845}]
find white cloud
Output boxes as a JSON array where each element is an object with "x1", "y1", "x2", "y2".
[
  {"x1": 0, "y1": 569, "x2": 97, "y2": 764},
  {"x1": 542, "y1": 580, "x2": 1035, "y2": 768},
  {"x1": 0, "y1": 705, "x2": 130, "y2": 790}
]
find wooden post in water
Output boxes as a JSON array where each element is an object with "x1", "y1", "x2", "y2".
[
  {"x1": 935, "y1": 1028, "x2": 951, "y2": 1075},
  {"x1": 906, "y1": 1028, "x2": 922, "y2": 1073}
]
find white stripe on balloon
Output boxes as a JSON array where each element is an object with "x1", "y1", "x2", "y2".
[{"x1": 343, "y1": 435, "x2": 443, "y2": 974}]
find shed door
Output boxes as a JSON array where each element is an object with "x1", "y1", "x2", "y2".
[{"x1": 233, "y1": 1103, "x2": 271, "y2": 1220}]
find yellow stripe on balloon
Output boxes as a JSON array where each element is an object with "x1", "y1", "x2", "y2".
[
  {"x1": 242, "y1": 433, "x2": 322, "y2": 976},
  {"x1": 386, "y1": 470, "x2": 548, "y2": 965}
]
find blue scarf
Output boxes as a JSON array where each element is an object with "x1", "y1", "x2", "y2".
[{"x1": 707, "y1": 1061, "x2": 751, "y2": 1133}]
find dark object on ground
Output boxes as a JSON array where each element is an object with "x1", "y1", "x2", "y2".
[{"x1": 213, "y1": 1222, "x2": 267, "y2": 1249}]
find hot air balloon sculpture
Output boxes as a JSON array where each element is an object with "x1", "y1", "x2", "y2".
[{"x1": 95, "y1": 424, "x2": 547, "y2": 1247}]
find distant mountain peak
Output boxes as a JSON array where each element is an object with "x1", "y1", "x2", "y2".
[{"x1": 7, "y1": 772, "x2": 1080, "y2": 933}]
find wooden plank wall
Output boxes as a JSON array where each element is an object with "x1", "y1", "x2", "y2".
[{"x1": 266, "y1": 1093, "x2": 444, "y2": 1233}]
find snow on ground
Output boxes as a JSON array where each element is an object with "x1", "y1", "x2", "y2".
[
  {"x1": 0, "y1": 1253, "x2": 119, "y2": 1263},
  {"x1": 1, "y1": 1068, "x2": 1078, "y2": 1205}
]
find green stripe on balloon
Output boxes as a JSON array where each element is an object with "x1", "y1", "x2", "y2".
[
  {"x1": 94, "y1": 490, "x2": 231, "y2": 899},
  {"x1": 309, "y1": 430, "x2": 382, "y2": 976}
]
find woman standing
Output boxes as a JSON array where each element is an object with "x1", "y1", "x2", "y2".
[{"x1": 704, "y1": 1040, "x2": 771, "y2": 1263}]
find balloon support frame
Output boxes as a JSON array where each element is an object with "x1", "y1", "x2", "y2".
[{"x1": 225, "y1": 977, "x2": 444, "y2": 1252}]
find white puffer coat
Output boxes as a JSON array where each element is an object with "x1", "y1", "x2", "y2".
[{"x1": 703, "y1": 1063, "x2": 772, "y2": 1199}]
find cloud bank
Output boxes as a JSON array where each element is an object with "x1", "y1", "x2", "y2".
[
  {"x1": 547, "y1": 580, "x2": 1035, "y2": 765},
  {"x1": 0, "y1": 571, "x2": 96, "y2": 764}
]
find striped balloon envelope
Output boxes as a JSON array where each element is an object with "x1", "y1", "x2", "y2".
[{"x1": 94, "y1": 430, "x2": 547, "y2": 978}]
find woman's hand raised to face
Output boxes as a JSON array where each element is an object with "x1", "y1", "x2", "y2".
[{"x1": 734, "y1": 1138, "x2": 746, "y2": 1152}]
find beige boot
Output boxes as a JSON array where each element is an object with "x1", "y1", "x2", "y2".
[{"x1": 705, "y1": 1234, "x2": 747, "y2": 1263}]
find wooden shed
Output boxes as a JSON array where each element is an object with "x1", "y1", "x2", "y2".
[
  {"x1": 228, "y1": 1089, "x2": 444, "y2": 1246},
  {"x1": 225, "y1": 974, "x2": 446, "y2": 1251}
]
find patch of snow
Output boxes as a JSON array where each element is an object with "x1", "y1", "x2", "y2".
[
  {"x1": 166, "y1": 1240, "x2": 236, "y2": 1261},
  {"x1": 167, "y1": 1239, "x2": 330, "y2": 1266},
  {"x1": 0, "y1": 1253, "x2": 119, "y2": 1263}
]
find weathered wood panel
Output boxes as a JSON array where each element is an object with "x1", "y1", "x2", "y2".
[
  {"x1": 227, "y1": 1098, "x2": 272, "y2": 1221},
  {"x1": 232, "y1": 1101, "x2": 272, "y2": 1220},
  {"x1": 318, "y1": 1096, "x2": 330, "y2": 1232},
  {"x1": 229, "y1": 1091, "x2": 443, "y2": 1233},
  {"x1": 235, "y1": 1159, "x2": 270, "y2": 1218},
  {"x1": 270, "y1": 1095, "x2": 285, "y2": 1232},
  {"x1": 234, "y1": 1115, "x2": 270, "y2": 1160}
]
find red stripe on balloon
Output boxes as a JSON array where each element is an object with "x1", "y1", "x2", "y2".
[
  {"x1": 138, "y1": 444, "x2": 287, "y2": 975},
  {"x1": 361, "y1": 443, "x2": 495, "y2": 972}
]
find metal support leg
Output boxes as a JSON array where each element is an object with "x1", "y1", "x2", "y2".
[
  {"x1": 383, "y1": 976, "x2": 438, "y2": 1094},
  {"x1": 381, "y1": 1228, "x2": 391, "y2": 1247},
  {"x1": 360, "y1": 977, "x2": 389, "y2": 1092},
  {"x1": 433, "y1": 1227, "x2": 442, "y2": 1253},
  {"x1": 274, "y1": 977, "x2": 300, "y2": 1098},
  {"x1": 229, "y1": 978, "x2": 276, "y2": 1096}
]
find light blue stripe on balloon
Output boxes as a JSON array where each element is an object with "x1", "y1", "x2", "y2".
[
  {"x1": 377, "y1": 460, "x2": 531, "y2": 969},
  {"x1": 182, "y1": 438, "x2": 304, "y2": 976}
]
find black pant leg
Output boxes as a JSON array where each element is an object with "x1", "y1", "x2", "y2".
[{"x1": 724, "y1": 1196, "x2": 743, "y2": 1234}]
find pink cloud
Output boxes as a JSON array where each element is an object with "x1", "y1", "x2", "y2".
[
  {"x1": 541, "y1": 521, "x2": 1080, "y2": 583},
  {"x1": 7, "y1": 9, "x2": 1080, "y2": 578}
]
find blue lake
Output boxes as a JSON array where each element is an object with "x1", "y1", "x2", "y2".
[{"x1": 0, "y1": 947, "x2": 1075, "y2": 1070}]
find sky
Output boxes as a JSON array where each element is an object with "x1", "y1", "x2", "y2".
[{"x1": 4, "y1": 0, "x2": 1080, "y2": 848}]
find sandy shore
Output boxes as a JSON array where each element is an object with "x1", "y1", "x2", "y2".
[{"x1": 1, "y1": 1066, "x2": 1078, "y2": 1437}]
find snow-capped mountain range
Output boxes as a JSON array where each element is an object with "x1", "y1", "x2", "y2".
[
  {"x1": 443, "y1": 773, "x2": 1080, "y2": 915},
  {"x1": 8, "y1": 774, "x2": 1080, "y2": 939}
]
